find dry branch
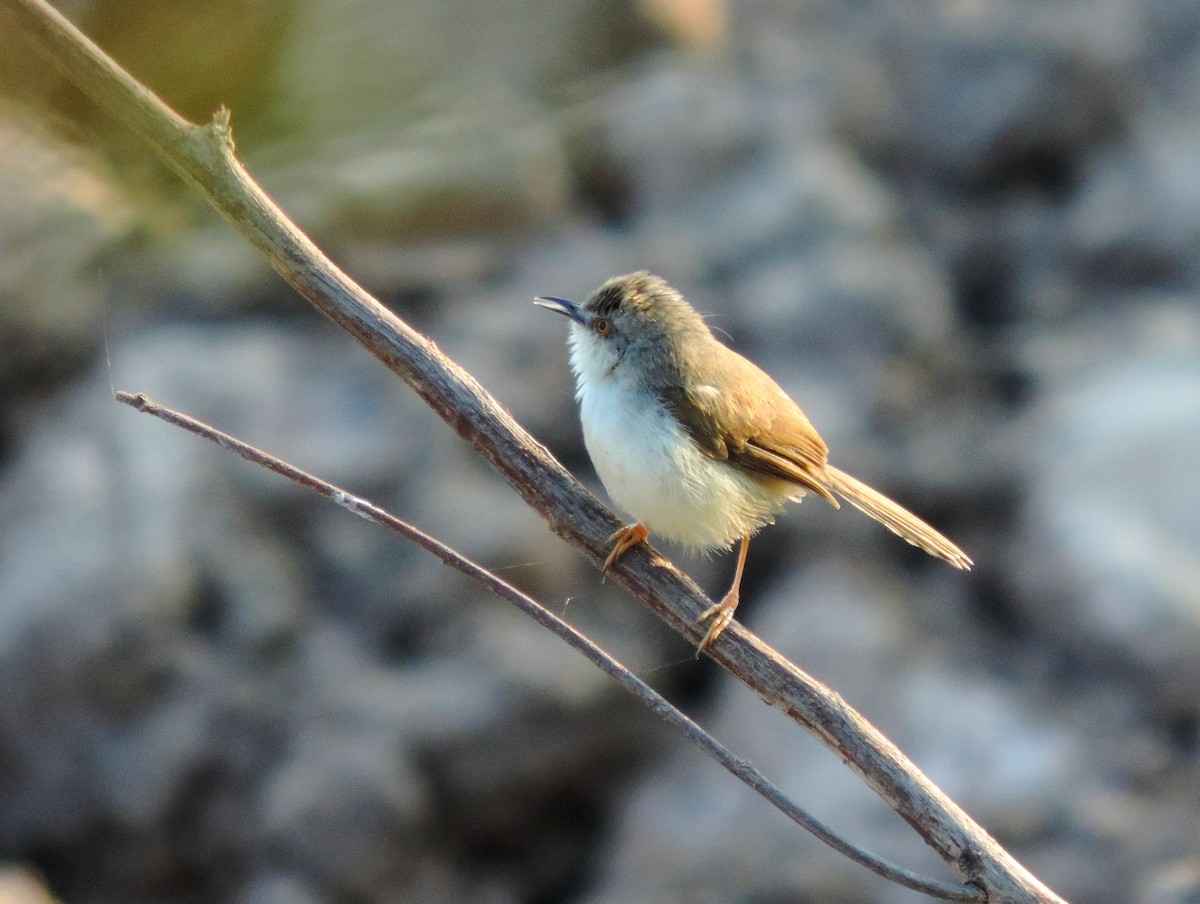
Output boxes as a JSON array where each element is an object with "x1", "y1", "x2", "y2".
[{"x1": 2, "y1": 1, "x2": 1068, "y2": 901}]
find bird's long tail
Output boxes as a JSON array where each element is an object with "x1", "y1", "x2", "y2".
[{"x1": 825, "y1": 465, "x2": 973, "y2": 570}]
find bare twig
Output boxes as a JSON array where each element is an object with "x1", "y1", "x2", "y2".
[
  {"x1": 115, "y1": 390, "x2": 978, "y2": 901},
  {"x1": 4, "y1": 1, "x2": 1068, "y2": 901}
]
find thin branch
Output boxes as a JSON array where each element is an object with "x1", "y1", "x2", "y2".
[
  {"x1": 3, "y1": 1, "x2": 1067, "y2": 901},
  {"x1": 115, "y1": 390, "x2": 978, "y2": 902}
]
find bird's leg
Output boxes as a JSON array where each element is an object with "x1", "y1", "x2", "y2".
[
  {"x1": 696, "y1": 535, "x2": 750, "y2": 653},
  {"x1": 601, "y1": 522, "x2": 650, "y2": 579}
]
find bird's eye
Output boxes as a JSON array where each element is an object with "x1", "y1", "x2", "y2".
[{"x1": 594, "y1": 317, "x2": 612, "y2": 336}]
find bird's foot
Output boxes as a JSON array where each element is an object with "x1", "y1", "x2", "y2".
[
  {"x1": 695, "y1": 589, "x2": 739, "y2": 655},
  {"x1": 601, "y1": 522, "x2": 649, "y2": 580}
]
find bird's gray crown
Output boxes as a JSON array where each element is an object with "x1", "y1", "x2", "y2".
[{"x1": 584, "y1": 271, "x2": 707, "y2": 335}]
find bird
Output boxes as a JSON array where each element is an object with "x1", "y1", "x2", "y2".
[{"x1": 535, "y1": 271, "x2": 972, "y2": 651}]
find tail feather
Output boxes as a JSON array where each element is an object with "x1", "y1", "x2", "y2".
[{"x1": 825, "y1": 466, "x2": 973, "y2": 570}]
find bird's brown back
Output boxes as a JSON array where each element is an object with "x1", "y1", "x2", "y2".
[{"x1": 658, "y1": 340, "x2": 839, "y2": 506}]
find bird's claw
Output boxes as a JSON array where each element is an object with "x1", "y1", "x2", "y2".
[
  {"x1": 601, "y1": 522, "x2": 649, "y2": 580},
  {"x1": 695, "y1": 591, "x2": 739, "y2": 655}
]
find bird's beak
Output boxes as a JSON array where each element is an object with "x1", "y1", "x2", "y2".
[{"x1": 533, "y1": 295, "x2": 587, "y2": 326}]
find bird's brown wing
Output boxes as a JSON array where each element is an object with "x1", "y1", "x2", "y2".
[{"x1": 659, "y1": 344, "x2": 839, "y2": 506}]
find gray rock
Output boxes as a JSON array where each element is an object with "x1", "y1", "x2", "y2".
[
  {"x1": 832, "y1": 3, "x2": 1126, "y2": 189},
  {"x1": 1138, "y1": 860, "x2": 1200, "y2": 904},
  {"x1": 1013, "y1": 304, "x2": 1200, "y2": 700},
  {"x1": 1068, "y1": 117, "x2": 1200, "y2": 287},
  {"x1": 236, "y1": 873, "x2": 329, "y2": 904}
]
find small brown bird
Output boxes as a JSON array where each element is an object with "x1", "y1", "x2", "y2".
[{"x1": 536, "y1": 272, "x2": 971, "y2": 651}]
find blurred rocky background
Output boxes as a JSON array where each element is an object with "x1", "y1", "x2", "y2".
[{"x1": 1, "y1": 0, "x2": 1198, "y2": 901}]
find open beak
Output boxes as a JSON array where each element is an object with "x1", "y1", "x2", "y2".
[{"x1": 533, "y1": 295, "x2": 587, "y2": 326}]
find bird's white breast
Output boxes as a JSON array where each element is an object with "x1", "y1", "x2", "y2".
[{"x1": 572, "y1": 360, "x2": 787, "y2": 552}]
